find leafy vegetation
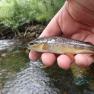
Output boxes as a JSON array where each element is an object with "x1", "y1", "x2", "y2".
[{"x1": 0, "y1": 0, "x2": 65, "y2": 29}]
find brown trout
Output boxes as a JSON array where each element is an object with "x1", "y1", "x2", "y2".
[{"x1": 28, "y1": 36, "x2": 94, "y2": 54}]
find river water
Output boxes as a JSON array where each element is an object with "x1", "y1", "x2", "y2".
[{"x1": 0, "y1": 39, "x2": 94, "y2": 94}]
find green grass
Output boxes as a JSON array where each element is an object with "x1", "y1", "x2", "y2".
[{"x1": 0, "y1": 0, "x2": 65, "y2": 29}]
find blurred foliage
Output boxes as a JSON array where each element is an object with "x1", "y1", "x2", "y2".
[{"x1": 0, "y1": 0, "x2": 65, "y2": 29}]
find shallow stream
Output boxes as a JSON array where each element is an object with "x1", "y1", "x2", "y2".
[{"x1": 0, "y1": 39, "x2": 94, "y2": 94}]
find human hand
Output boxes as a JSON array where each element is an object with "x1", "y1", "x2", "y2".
[{"x1": 29, "y1": 1, "x2": 94, "y2": 69}]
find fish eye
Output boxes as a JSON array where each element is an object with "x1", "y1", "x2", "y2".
[{"x1": 28, "y1": 42, "x2": 34, "y2": 46}]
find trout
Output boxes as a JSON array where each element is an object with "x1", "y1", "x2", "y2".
[{"x1": 28, "y1": 36, "x2": 94, "y2": 54}]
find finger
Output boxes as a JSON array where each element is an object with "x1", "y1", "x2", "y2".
[
  {"x1": 74, "y1": 54, "x2": 94, "y2": 67},
  {"x1": 41, "y1": 53, "x2": 56, "y2": 66},
  {"x1": 57, "y1": 55, "x2": 73, "y2": 70},
  {"x1": 29, "y1": 51, "x2": 41, "y2": 61}
]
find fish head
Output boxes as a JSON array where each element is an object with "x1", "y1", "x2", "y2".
[{"x1": 27, "y1": 38, "x2": 49, "y2": 52}]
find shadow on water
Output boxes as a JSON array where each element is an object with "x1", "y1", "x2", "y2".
[{"x1": 0, "y1": 39, "x2": 94, "y2": 94}]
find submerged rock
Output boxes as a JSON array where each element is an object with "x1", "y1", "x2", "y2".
[
  {"x1": 2, "y1": 61, "x2": 59, "y2": 94},
  {"x1": 2, "y1": 61, "x2": 80, "y2": 94}
]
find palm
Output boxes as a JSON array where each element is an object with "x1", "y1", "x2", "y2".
[{"x1": 58, "y1": 4, "x2": 94, "y2": 44}]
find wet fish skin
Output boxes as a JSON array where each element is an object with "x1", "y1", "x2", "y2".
[{"x1": 28, "y1": 36, "x2": 94, "y2": 54}]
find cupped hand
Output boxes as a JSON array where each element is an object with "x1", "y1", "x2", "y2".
[{"x1": 29, "y1": 1, "x2": 94, "y2": 69}]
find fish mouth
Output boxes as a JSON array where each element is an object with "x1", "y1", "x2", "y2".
[{"x1": 27, "y1": 41, "x2": 33, "y2": 50}]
